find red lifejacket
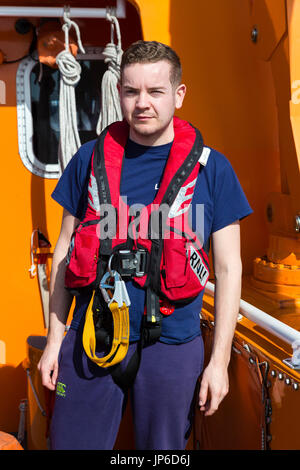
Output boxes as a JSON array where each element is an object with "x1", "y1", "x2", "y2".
[{"x1": 65, "y1": 116, "x2": 210, "y2": 305}]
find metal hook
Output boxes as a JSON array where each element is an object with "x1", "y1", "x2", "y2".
[
  {"x1": 63, "y1": 5, "x2": 71, "y2": 19},
  {"x1": 107, "y1": 253, "x2": 116, "y2": 277},
  {"x1": 61, "y1": 5, "x2": 85, "y2": 54},
  {"x1": 99, "y1": 270, "x2": 131, "y2": 307}
]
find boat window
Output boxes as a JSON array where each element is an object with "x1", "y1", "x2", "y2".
[{"x1": 17, "y1": 49, "x2": 106, "y2": 178}]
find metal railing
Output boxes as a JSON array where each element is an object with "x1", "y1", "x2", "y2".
[
  {"x1": 205, "y1": 281, "x2": 300, "y2": 351},
  {"x1": 0, "y1": 1, "x2": 126, "y2": 19}
]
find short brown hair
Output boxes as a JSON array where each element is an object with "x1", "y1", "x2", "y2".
[{"x1": 120, "y1": 40, "x2": 182, "y2": 87}]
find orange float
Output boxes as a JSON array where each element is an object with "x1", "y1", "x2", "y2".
[{"x1": 0, "y1": 432, "x2": 23, "y2": 450}]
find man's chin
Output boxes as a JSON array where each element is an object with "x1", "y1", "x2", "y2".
[
  {"x1": 131, "y1": 123, "x2": 158, "y2": 137},
  {"x1": 127, "y1": 118, "x2": 173, "y2": 145}
]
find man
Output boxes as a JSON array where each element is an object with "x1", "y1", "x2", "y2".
[{"x1": 38, "y1": 41, "x2": 252, "y2": 450}]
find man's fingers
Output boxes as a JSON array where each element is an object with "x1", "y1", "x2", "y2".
[
  {"x1": 37, "y1": 346, "x2": 60, "y2": 391},
  {"x1": 203, "y1": 387, "x2": 228, "y2": 416},
  {"x1": 204, "y1": 394, "x2": 219, "y2": 416},
  {"x1": 40, "y1": 363, "x2": 58, "y2": 391},
  {"x1": 41, "y1": 371, "x2": 54, "y2": 390},
  {"x1": 199, "y1": 365, "x2": 229, "y2": 416},
  {"x1": 199, "y1": 379, "x2": 208, "y2": 409},
  {"x1": 51, "y1": 363, "x2": 58, "y2": 387}
]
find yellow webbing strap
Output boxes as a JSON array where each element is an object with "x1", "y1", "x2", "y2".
[{"x1": 82, "y1": 291, "x2": 130, "y2": 368}]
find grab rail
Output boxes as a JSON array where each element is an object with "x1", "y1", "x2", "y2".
[
  {"x1": 205, "y1": 281, "x2": 300, "y2": 349},
  {"x1": 0, "y1": 1, "x2": 126, "y2": 19}
]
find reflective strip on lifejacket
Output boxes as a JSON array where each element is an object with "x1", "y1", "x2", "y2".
[
  {"x1": 198, "y1": 146, "x2": 211, "y2": 166},
  {"x1": 82, "y1": 291, "x2": 130, "y2": 368}
]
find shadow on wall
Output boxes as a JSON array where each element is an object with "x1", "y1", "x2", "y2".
[{"x1": 0, "y1": 362, "x2": 27, "y2": 433}]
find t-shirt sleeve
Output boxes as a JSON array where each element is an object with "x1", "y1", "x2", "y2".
[
  {"x1": 211, "y1": 154, "x2": 253, "y2": 233},
  {"x1": 51, "y1": 140, "x2": 95, "y2": 220}
]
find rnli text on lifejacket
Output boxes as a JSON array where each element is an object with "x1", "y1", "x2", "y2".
[{"x1": 189, "y1": 246, "x2": 209, "y2": 285}]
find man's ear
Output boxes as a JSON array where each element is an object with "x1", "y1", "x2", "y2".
[{"x1": 175, "y1": 83, "x2": 186, "y2": 110}]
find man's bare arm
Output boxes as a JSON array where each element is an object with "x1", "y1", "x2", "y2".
[
  {"x1": 38, "y1": 209, "x2": 79, "y2": 390},
  {"x1": 199, "y1": 220, "x2": 242, "y2": 416}
]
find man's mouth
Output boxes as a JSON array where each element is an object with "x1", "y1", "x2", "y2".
[{"x1": 134, "y1": 115, "x2": 154, "y2": 120}]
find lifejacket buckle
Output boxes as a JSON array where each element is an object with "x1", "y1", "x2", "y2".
[
  {"x1": 134, "y1": 249, "x2": 148, "y2": 277},
  {"x1": 99, "y1": 270, "x2": 131, "y2": 308},
  {"x1": 109, "y1": 249, "x2": 148, "y2": 278}
]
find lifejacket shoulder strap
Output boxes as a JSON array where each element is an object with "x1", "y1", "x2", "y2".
[
  {"x1": 199, "y1": 145, "x2": 211, "y2": 255},
  {"x1": 92, "y1": 128, "x2": 112, "y2": 255},
  {"x1": 159, "y1": 125, "x2": 204, "y2": 208}
]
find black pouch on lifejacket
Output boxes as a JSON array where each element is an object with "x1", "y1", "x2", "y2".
[
  {"x1": 92, "y1": 290, "x2": 113, "y2": 350},
  {"x1": 109, "y1": 287, "x2": 163, "y2": 392}
]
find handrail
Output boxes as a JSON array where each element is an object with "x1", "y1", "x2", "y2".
[
  {"x1": 0, "y1": 1, "x2": 126, "y2": 19},
  {"x1": 205, "y1": 281, "x2": 300, "y2": 348}
]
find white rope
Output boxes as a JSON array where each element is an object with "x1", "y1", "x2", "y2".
[
  {"x1": 56, "y1": 10, "x2": 85, "y2": 174},
  {"x1": 96, "y1": 12, "x2": 123, "y2": 135}
]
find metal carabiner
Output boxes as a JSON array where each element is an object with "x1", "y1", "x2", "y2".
[
  {"x1": 99, "y1": 270, "x2": 116, "y2": 304},
  {"x1": 107, "y1": 253, "x2": 115, "y2": 277},
  {"x1": 99, "y1": 270, "x2": 131, "y2": 308}
]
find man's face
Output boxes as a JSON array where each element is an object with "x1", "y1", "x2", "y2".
[{"x1": 119, "y1": 60, "x2": 186, "y2": 146}]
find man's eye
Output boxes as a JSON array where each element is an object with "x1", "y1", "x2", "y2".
[{"x1": 151, "y1": 90, "x2": 163, "y2": 95}]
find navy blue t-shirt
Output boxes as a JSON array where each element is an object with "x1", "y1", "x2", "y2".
[{"x1": 52, "y1": 137, "x2": 252, "y2": 344}]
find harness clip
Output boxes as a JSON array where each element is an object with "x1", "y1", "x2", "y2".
[
  {"x1": 100, "y1": 270, "x2": 131, "y2": 308},
  {"x1": 108, "y1": 249, "x2": 148, "y2": 278}
]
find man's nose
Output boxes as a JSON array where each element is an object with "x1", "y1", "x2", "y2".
[{"x1": 135, "y1": 91, "x2": 150, "y2": 109}]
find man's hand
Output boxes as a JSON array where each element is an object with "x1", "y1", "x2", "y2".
[
  {"x1": 37, "y1": 209, "x2": 78, "y2": 391},
  {"x1": 38, "y1": 342, "x2": 61, "y2": 391},
  {"x1": 198, "y1": 221, "x2": 241, "y2": 416},
  {"x1": 198, "y1": 361, "x2": 229, "y2": 416}
]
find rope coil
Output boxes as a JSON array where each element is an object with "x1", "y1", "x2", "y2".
[
  {"x1": 96, "y1": 13, "x2": 123, "y2": 135},
  {"x1": 56, "y1": 10, "x2": 85, "y2": 174}
]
